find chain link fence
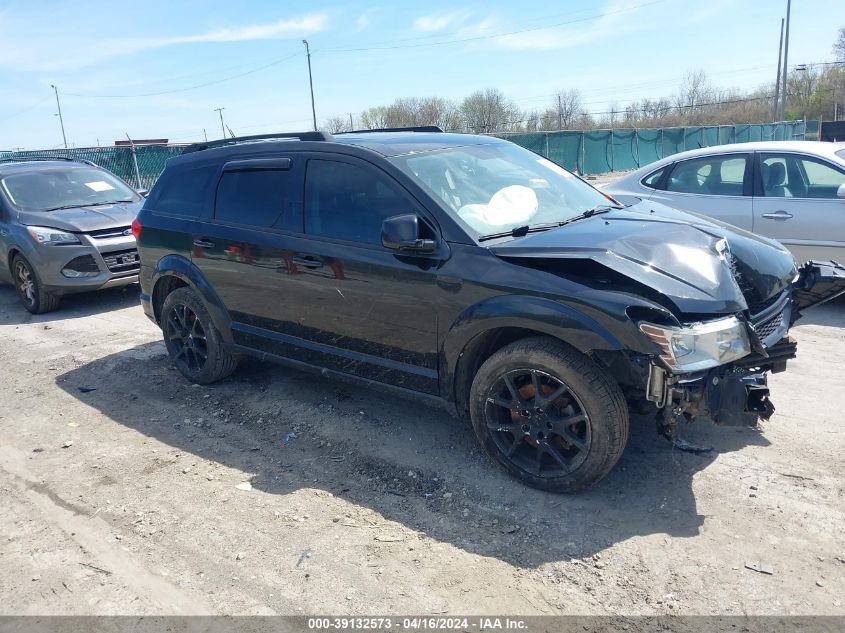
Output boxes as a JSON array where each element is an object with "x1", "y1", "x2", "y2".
[
  {"x1": 1, "y1": 121, "x2": 809, "y2": 185},
  {"x1": 502, "y1": 120, "x2": 807, "y2": 175},
  {"x1": 0, "y1": 144, "x2": 187, "y2": 190}
]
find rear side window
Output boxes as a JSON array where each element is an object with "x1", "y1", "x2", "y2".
[
  {"x1": 150, "y1": 164, "x2": 216, "y2": 216},
  {"x1": 666, "y1": 154, "x2": 748, "y2": 196},
  {"x1": 214, "y1": 169, "x2": 289, "y2": 226},
  {"x1": 304, "y1": 159, "x2": 414, "y2": 245},
  {"x1": 641, "y1": 167, "x2": 666, "y2": 189}
]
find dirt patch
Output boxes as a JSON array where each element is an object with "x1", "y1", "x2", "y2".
[{"x1": 0, "y1": 284, "x2": 843, "y2": 615}]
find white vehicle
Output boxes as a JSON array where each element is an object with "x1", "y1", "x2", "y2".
[{"x1": 603, "y1": 141, "x2": 845, "y2": 263}]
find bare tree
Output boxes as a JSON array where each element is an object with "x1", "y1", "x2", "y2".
[
  {"x1": 551, "y1": 89, "x2": 583, "y2": 130},
  {"x1": 834, "y1": 26, "x2": 845, "y2": 61},
  {"x1": 323, "y1": 116, "x2": 351, "y2": 133},
  {"x1": 460, "y1": 89, "x2": 520, "y2": 133},
  {"x1": 360, "y1": 106, "x2": 390, "y2": 129}
]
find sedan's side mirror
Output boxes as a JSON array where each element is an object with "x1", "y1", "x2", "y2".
[
  {"x1": 381, "y1": 214, "x2": 437, "y2": 253},
  {"x1": 837, "y1": 183, "x2": 845, "y2": 199},
  {"x1": 137, "y1": 188, "x2": 149, "y2": 197}
]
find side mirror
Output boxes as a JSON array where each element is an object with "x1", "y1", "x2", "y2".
[
  {"x1": 137, "y1": 188, "x2": 149, "y2": 197},
  {"x1": 381, "y1": 214, "x2": 437, "y2": 253},
  {"x1": 838, "y1": 183, "x2": 845, "y2": 199}
]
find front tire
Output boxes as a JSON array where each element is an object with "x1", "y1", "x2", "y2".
[
  {"x1": 161, "y1": 287, "x2": 238, "y2": 384},
  {"x1": 469, "y1": 337, "x2": 628, "y2": 493},
  {"x1": 12, "y1": 255, "x2": 60, "y2": 314}
]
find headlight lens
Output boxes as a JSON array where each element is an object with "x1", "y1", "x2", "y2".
[
  {"x1": 639, "y1": 316, "x2": 751, "y2": 372},
  {"x1": 27, "y1": 226, "x2": 81, "y2": 245}
]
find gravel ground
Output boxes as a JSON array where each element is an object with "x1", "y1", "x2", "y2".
[{"x1": 0, "y1": 282, "x2": 843, "y2": 616}]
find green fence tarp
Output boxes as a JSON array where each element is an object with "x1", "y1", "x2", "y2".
[
  {"x1": 2, "y1": 121, "x2": 809, "y2": 182},
  {"x1": 505, "y1": 120, "x2": 806, "y2": 174}
]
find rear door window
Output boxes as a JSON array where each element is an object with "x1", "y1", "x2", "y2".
[
  {"x1": 214, "y1": 169, "x2": 290, "y2": 227},
  {"x1": 666, "y1": 154, "x2": 749, "y2": 196},
  {"x1": 149, "y1": 164, "x2": 217, "y2": 216}
]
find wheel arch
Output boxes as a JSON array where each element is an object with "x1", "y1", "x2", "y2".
[
  {"x1": 440, "y1": 295, "x2": 624, "y2": 421},
  {"x1": 150, "y1": 254, "x2": 234, "y2": 343}
]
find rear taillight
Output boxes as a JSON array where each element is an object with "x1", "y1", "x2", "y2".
[{"x1": 131, "y1": 217, "x2": 142, "y2": 240}]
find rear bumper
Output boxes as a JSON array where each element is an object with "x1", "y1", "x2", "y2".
[{"x1": 140, "y1": 291, "x2": 156, "y2": 324}]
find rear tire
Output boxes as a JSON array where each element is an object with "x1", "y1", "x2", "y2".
[
  {"x1": 469, "y1": 337, "x2": 628, "y2": 493},
  {"x1": 12, "y1": 255, "x2": 61, "y2": 314},
  {"x1": 161, "y1": 287, "x2": 238, "y2": 384}
]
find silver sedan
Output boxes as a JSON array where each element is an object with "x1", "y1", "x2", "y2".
[{"x1": 603, "y1": 141, "x2": 845, "y2": 263}]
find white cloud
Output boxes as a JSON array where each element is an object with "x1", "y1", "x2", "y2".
[
  {"x1": 412, "y1": 11, "x2": 471, "y2": 33},
  {"x1": 356, "y1": 8, "x2": 380, "y2": 31},
  {"x1": 494, "y1": 0, "x2": 652, "y2": 51},
  {"x1": 0, "y1": 12, "x2": 328, "y2": 72}
]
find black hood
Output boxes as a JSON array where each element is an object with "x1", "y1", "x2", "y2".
[
  {"x1": 17, "y1": 200, "x2": 143, "y2": 233},
  {"x1": 489, "y1": 199, "x2": 798, "y2": 315}
]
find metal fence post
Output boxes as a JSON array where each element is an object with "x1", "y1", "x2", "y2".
[
  {"x1": 609, "y1": 128, "x2": 614, "y2": 172},
  {"x1": 634, "y1": 128, "x2": 640, "y2": 167},
  {"x1": 544, "y1": 132, "x2": 549, "y2": 159},
  {"x1": 580, "y1": 131, "x2": 586, "y2": 175},
  {"x1": 125, "y1": 134, "x2": 142, "y2": 190}
]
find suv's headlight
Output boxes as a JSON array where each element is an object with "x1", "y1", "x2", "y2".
[
  {"x1": 27, "y1": 226, "x2": 81, "y2": 245},
  {"x1": 639, "y1": 316, "x2": 751, "y2": 372}
]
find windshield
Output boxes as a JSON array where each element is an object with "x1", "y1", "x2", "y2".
[
  {"x1": 390, "y1": 142, "x2": 614, "y2": 238},
  {"x1": 0, "y1": 167, "x2": 139, "y2": 212}
]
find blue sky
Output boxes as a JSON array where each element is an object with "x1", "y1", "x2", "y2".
[{"x1": 0, "y1": 0, "x2": 840, "y2": 149}]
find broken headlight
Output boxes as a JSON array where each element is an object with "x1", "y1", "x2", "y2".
[{"x1": 639, "y1": 316, "x2": 751, "y2": 373}]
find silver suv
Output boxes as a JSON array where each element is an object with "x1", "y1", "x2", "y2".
[{"x1": 0, "y1": 158, "x2": 143, "y2": 313}]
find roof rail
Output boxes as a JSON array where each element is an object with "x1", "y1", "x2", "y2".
[
  {"x1": 182, "y1": 131, "x2": 334, "y2": 155},
  {"x1": 0, "y1": 156, "x2": 96, "y2": 166},
  {"x1": 342, "y1": 126, "x2": 444, "y2": 134}
]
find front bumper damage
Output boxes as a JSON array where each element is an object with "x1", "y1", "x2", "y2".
[{"x1": 645, "y1": 260, "x2": 845, "y2": 440}]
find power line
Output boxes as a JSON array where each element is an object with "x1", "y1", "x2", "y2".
[
  {"x1": 65, "y1": 52, "x2": 301, "y2": 98},
  {"x1": 0, "y1": 95, "x2": 51, "y2": 123},
  {"x1": 317, "y1": 0, "x2": 666, "y2": 53}
]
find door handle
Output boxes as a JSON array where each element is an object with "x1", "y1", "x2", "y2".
[
  {"x1": 193, "y1": 239, "x2": 215, "y2": 248},
  {"x1": 761, "y1": 211, "x2": 793, "y2": 220},
  {"x1": 291, "y1": 255, "x2": 323, "y2": 269}
]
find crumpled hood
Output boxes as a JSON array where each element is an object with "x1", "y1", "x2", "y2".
[
  {"x1": 489, "y1": 199, "x2": 798, "y2": 314},
  {"x1": 17, "y1": 201, "x2": 143, "y2": 233}
]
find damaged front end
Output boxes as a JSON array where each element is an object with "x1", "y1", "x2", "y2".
[{"x1": 642, "y1": 260, "x2": 845, "y2": 439}]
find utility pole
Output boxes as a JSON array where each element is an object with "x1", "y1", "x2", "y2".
[
  {"x1": 50, "y1": 84, "x2": 68, "y2": 149},
  {"x1": 780, "y1": 0, "x2": 791, "y2": 121},
  {"x1": 773, "y1": 18, "x2": 784, "y2": 121},
  {"x1": 348, "y1": 113, "x2": 354, "y2": 131},
  {"x1": 302, "y1": 40, "x2": 317, "y2": 131},
  {"x1": 214, "y1": 107, "x2": 226, "y2": 139},
  {"x1": 203, "y1": 128, "x2": 208, "y2": 142}
]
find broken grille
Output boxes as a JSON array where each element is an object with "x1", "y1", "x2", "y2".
[{"x1": 753, "y1": 311, "x2": 783, "y2": 342}]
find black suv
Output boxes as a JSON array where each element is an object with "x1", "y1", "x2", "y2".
[{"x1": 135, "y1": 129, "x2": 844, "y2": 492}]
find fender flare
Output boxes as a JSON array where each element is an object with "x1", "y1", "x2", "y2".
[
  {"x1": 440, "y1": 294, "x2": 623, "y2": 403},
  {"x1": 149, "y1": 255, "x2": 234, "y2": 343}
]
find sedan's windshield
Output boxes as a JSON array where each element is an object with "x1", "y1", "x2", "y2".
[
  {"x1": 0, "y1": 167, "x2": 139, "y2": 212},
  {"x1": 390, "y1": 142, "x2": 615, "y2": 239}
]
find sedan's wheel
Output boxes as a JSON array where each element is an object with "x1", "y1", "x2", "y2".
[
  {"x1": 469, "y1": 337, "x2": 628, "y2": 493},
  {"x1": 12, "y1": 255, "x2": 60, "y2": 314},
  {"x1": 161, "y1": 287, "x2": 238, "y2": 384}
]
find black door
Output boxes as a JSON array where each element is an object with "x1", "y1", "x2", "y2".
[
  {"x1": 191, "y1": 156, "x2": 305, "y2": 337},
  {"x1": 277, "y1": 155, "x2": 445, "y2": 394}
]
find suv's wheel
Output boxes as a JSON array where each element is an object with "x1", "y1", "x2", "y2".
[
  {"x1": 12, "y1": 254, "x2": 61, "y2": 314},
  {"x1": 161, "y1": 287, "x2": 238, "y2": 384},
  {"x1": 469, "y1": 337, "x2": 628, "y2": 493}
]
